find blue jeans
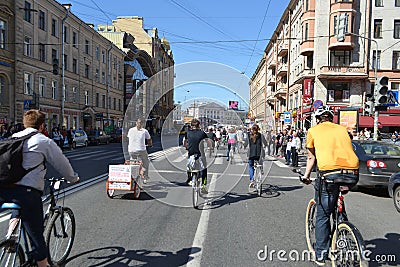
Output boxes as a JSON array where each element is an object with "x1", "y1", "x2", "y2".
[
  {"x1": 314, "y1": 176, "x2": 340, "y2": 260},
  {"x1": 248, "y1": 157, "x2": 260, "y2": 181},
  {"x1": 0, "y1": 186, "x2": 47, "y2": 261}
]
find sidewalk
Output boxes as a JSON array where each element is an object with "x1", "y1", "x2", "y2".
[{"x1": 264, "y1": 149, "x2": 307, "y2": 168}]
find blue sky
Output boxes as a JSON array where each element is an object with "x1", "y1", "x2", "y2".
[{"x1": 59, "y1": 0, "x2": 289, "y2": 106}]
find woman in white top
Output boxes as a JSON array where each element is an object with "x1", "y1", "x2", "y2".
[{"x1": 285, "y1": 137, "x2": 293, "y2": 165}]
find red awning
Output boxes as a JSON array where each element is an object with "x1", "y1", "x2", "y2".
[
  {"x1": 333, "y1": 115, "x2": 382, "y2": 128},
  {"x1": 379, "y1": 116, "x2": 400, "y2": 127}
]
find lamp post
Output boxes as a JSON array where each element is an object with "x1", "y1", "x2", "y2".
[{"x1": 61, "y1": 4, "x2": 70, "y2": 127}]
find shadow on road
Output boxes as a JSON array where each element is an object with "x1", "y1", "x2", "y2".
[
  {"x1": 354, "y1": 187, "x2": 390, "y2": 198},
  {"x1": 66, "y1": 246, "x2": 200, "y2": 266},
  {"x1": 260, "y1": 184, "x2": 303, "y2": 198},
  {"x1": 365, "y1": 233, "x2": 400, "y2": 266}
]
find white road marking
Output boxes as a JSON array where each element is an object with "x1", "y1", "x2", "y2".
[
  {"x1": 273, "y1": 160, "x2": 288, "y2": 168},
  {"x1": 187, "y1": 174, "x2": 217, "y2": 267}
]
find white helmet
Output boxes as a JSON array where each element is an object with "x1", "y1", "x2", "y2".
[{"x1": 315, "y1": 105, "x2": 334, "y2": 119}]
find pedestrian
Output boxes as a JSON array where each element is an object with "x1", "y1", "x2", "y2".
[
  {"x1": 52, "y1": 127, "x2": 62, "y2": 148},
  {"x1": 291, "y1": 131, "x2": 301, "y2": 167},
  {"x1": 286, "y1": 137, "x2": 292, "y2": 165},
  {"x1": 245, "y1": 124, "x2": 267, "y2": 187},
  {"x1": 67, "y1": 127, "x2": 74, "y2": 150},
  {"x1": 281, "y1": 129, "x2": 289, "y2": 160},
  {"x1": 275, "y1": 132, "x2": 281, "y2": 156},
  {"x1": 127, "y1": 118, "x2": 153, "y2": 183}
]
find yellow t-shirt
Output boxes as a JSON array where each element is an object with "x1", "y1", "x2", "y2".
[{"x1": 306, "y1": 121, "x2": 359, "y2": 171}]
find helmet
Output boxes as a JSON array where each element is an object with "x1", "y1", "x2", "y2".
[{"x1": 314, "y1": 105, "x2": 334, "y2": 119}]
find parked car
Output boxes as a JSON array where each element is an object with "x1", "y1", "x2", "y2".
[
  {"x1": 388, "y1": 172, "x2": 400, "y2": 213},
  {"x1": 352, "y1": 140, "x2": 400, "y2": 188},
  {"x1": 88, "y1": 130, "x2": 111, "y2": 145},
  {"x1": 63, "y1": 129, "x2": 88, "y2": 148},
  {"x1": 110, "y1": 128, "x2": 123, "y2": 143}
]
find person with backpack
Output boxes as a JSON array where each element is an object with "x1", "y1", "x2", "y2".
[
  {"x1": 301, "y1": 106, "x2": 359, "y2": 266},
  {"x1": 0, "y1": 110, "x2": 79, "y2": 267}
]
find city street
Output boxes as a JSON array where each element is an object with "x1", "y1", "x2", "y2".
[{"x1": 1, "y1": 140, "x2": 398, "y2": 266}]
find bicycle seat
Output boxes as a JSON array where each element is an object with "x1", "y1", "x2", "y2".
[
  {"x1": 339, "y1": 185, "x2": 350, "y2": 194},
  {"x1": 1, "y1": 203, "x2": 21, "y2": 210}
]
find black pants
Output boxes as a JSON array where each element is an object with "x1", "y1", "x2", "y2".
[{"x1": 291, "y1": 147, "x2": 298, "y2": 167}]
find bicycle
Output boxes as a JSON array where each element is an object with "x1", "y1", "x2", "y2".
[
  {"x1": 249, "y1": 160, "x2": 263, "y2": 196},
  {"x1": 0, "y1": 177, "x2": 75, "y2": 266},
  {"x1": 188, "y1": 157, "x2": 205, "y2": 209},
  {"x1": 293, "y1": 169, "x2": 367, "y2": 266}
]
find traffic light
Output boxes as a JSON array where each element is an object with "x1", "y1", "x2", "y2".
[
  {"x1": 52, "y1": 58, "x2": 59, "y2": 75},
  {"x1": 374, "y1": 76, "x2": 389, "y2": 105},
  {"x1": 364, "y1": 100, "x2": 374, "y2": 115}
]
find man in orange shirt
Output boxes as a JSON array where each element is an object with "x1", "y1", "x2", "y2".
[{"x1": 302, "y1": 106, "x2": 359, "y2": 266}]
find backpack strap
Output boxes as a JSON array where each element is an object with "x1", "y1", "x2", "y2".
[{"x1": 18, "y1": 131, "x2": 46, "y2": 173}]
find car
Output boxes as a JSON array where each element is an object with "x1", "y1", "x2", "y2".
[
  {"x1": 63, "y1": 129, "x2": 88, "y2": 148},
  {"x1": 110, "y1": 128, "x2": 122, "y2": 143},
  {"x1": 88, "y1": 130, "x2": 111, "y2": 145},
  {"x1": 352, "y1": 140, "x2": 400, "y2": 188},
  {"x1": 388, "y1": 172, "x2": 400, "y2": 213}
]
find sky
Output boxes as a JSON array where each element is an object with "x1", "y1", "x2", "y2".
[{"x1": 58, "y1": 0, "x2": 290, "y2": 107}]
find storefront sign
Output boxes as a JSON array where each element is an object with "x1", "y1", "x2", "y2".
[
  {"x1": 330, "y1": 105, "x2": 347, "y2": 113},
  {"x1": 338, "y1": 109, "x2": 358, "y2": 132},
  {"x1": 303, "y1": 79, "x2": 312, "y2": 104},
  {"x1": 95, "y1": 113, "x2": 103, "y2": 121},
  {"x1": 284, "y1": 111, "x2": 292, "y2": 124}
]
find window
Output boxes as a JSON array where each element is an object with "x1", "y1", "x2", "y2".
[
  {"x1": 64, "y1": 85, "x2": 68, "y2": 102},
  {"x1": 372, "y1": 50, "x2": 381, "y2": 70},
  {"x1": 24, "y1": 72, "x2": 33, "y2": 95},
  {"x1": 0, "y1": 20, "x2": 5, "y2": 49},
  {"x1": 39, "y1": 43, "x2": 46, "y2": 62},
  {"x1": 95, "y1": 69, "x2": 99, "y2": 81},
  {"x1": 73, "y1": 58, "x2": 77, "y2": 73},
  {"x1": 392, "y1": 82, "x2": 399, "y2": 91},
  {"x1": 330, "y1": 50, "x2": 351, "y2": 66},
  {"x1": 375, "y1": 0, "x2": 383, "y2": 6},
  {"x1": 396, "y1": 0, "x2": 400, "y2": 7},
  {"x1": 0, "y1": 76, "x2": 5, "y2": 105},
  {"x1": 95, "y1": 47, "x2": 99, "y2": 60},
  {"x1": 52, "y1": 49, "x2": 57, "y2": 61},
  {"x1": 327, "y1": 82, "x2": 350, "y2": 102},
  {"x1": 374, "y1": 19, "x2": 382, "y2": 38},
  {"x1": 51, "y1": 81, "x2": 57, "y2": 100},
  {"x1": 333, "y1": 15, "x2": 338, "y2": 35},
  {"x1": 72, "y1": 32, "x2": 77, "y2": 48},
  {"x1": 24, "y1": 36, "x2": 32, "y2": 56},
  {"x1": 63, "y1": 54, "x2": 68, "y2": 71},
  {"x1": 96, "y1": 93, "x2": 99, "y2": 107},
  {"x1": 85, "y1": 40, "x2": 89, "y2": 54},
  {"x1": 38, "y1": 77, "x2": 46, "y2": 97},
  {"x1": 108, "y1": 96, "x2": 111, "y2": 108},
  {"x1": 51, "y1": 19, "x2": 57, "y2": 37},
  {"x1": 63, "y1": 25, "x2": 68, "y2": 43},
  {"x1": 38, "y1": 10, "x2": 45, "y2": 30},
  {"x1": 85, "y1": 64, "x2": 89, "y2": 78},
  {"x1": 113, "y1": 98, "x2": 116, "y2": 110},
  {"x1": 113, "y1": 76, "x2": 116, "y2": 87},
  {"x1": 83, "y1": 90, "x2": 88, "y2": 105},
  {"x1": 119, "y1": 99, "x2": 121, "y2": 111},
  {"x1": 102, "y1": 72, "x2": 105, "y2": 84},
  {"x1": 395, "y1": 20, "x2": 400, "y2": 39},
  {"x1": 102, "y1": 50, "x2": 106, "y2": 63},
  {"x1": 72, "y1": 87, "x2": 77, "y2": 103},
  {"x1": 24, "y1": 1, "x2": 32, "y2": 23},
  {"x1": 393, "y1": 51, "x2": 400, "y2": 70},
  {"x1": 102, "y1": 95, "x2": 105, "y2": 108},
  {"x1": 304, "y1": 23, "x2": 309, "y2": 41},
  {"x1": 305, "y1": 0, "x2": 309, "y2": 10}
]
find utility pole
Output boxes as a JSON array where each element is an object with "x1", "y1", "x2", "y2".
[{"x1": 61, "y1": 4, "x2": 70, "y2": 127}]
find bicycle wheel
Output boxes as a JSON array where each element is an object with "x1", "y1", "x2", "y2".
[
  {"x1": 305, "y1": 198, "x2": 317, "y2": 253},
  {"x1": 256, "y1": 168, "x2": 262, "y2": 196},
  {"x1": 45, "y1": 207, "x2": 76, "y2": 266},
  {"x1": 229, "y1": 150, "x2": 233, "y2": 164},
  {"x1": 330, "y1": 221, "x2": 367, "y2": 267},
  {"x1": 192, "y1": 172, "x2": 199, "y2": 209},
  {"x1": 106, "y1": 178, "x2": 115, "y2": 198},
  {"x1": 133, "y1": 177, "x2": 141, "y2": 199},
  {"x1": 0, "y1": 239, "x2": 25, "y2": 267}
]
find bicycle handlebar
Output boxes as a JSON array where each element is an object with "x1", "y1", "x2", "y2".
[{"x1": 292, "y1": 168, "x2": 312, "y2": 185}]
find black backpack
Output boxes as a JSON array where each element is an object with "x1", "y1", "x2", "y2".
[{"x1": 0, "y1": 132, "x2": 42, "y2": 185}]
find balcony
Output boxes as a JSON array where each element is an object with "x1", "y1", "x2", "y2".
[
  {"x1": 318, "y1": 66, "x2": 367, "y2": 79},
  {"x1": 267, "y1": 57, "x2": 276, "y2": 69},
  {"x1": 274, "y1": 85, "x2": 287, "y2": 98},
  {"x1": 293, "y1": 68, "x2": 315, "y2": 84},
  {"x1": 267, "y1": 75, "x2": 276, "y2": 86},
  {"x1": 329, "y1": 35, "x2": 354, "y2": 50},
  {"x1": 277, "y1": 40, "x2": 288, "y2": 56},
  {"x1": 300, "y1": 40, "x2": 314, "y2": 56},
  {"x1": 277, "y1": 62, "x2": 287, "y2": 76}
]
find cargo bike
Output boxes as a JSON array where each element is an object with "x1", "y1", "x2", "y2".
[{"x1": 106, "y1": 155, "x2": 145, "y2": 199}]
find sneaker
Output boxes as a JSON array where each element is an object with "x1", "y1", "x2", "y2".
[
  {"x1": 249, "y1": 181, "x2": 255, "y2": 188},
  {"x1": 313, "y1": 259, "x2": 325, "y2": 266},
  {"x1": 201, "y1": 185, "x2": 208, "y2": 194},
  {"x1": 187, "y1": 180, "x2": 193, "y2": 186}
]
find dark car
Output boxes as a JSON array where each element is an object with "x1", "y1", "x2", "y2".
[
  {"x1": 388, "y1": 172, "x2": 400, "y2": 213},
  {"x1": 352, "y1": 140, "x2": 400, "y2": 188},
  {"x1": 88, "y1": 130, "x2": 111, "y2": 145}
]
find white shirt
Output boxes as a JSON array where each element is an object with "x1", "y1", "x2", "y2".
[
  {"x1": 215, "y1": 130, "x2": 221, "y2": 139},
  {"x1": 127, "y1": 127, "x2": 151, "y2": 153},
  {"x1": 12, "y1": 128, "x2": 79, "y2": 191}
]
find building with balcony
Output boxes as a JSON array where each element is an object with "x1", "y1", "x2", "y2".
[{"x1": 250, "y1": 0, "x2": 400, "y2": 132}]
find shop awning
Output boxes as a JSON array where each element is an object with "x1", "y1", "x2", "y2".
[
  {"x1": 333, "y1": 115, "x2": 397, "y2": 128},
  {"x1": 378, "y1": 116, "x2": 400, "y2": 127}
]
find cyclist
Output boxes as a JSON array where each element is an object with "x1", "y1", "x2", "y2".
[
  {"x1": 0, "y1": 110, "x2": 79, "y2": 267},
  {"x1": 301, "y1": 106, "x2": 359, "y2": 266},
  {"x1": 226, "y1": 127, "x2": 238, "y2": 161},
  {"x1": 215, "y1": 128, "x2": 222, "y2": 148},
  {"x1": 237, "y1": 127, "x2": 244, "y2": 151},
  {"x1": 184, "y1": 119, "x2": 211, "y2": 193},
  {"x1": 206, "y1": 127, "x2": 217, "y2": 153},
  {"x1": 246, "y1": 124, "x2": 267, "y2": 187},
  {"x1": 127, "y1": 118, "x2": 153, "y2": 183}
]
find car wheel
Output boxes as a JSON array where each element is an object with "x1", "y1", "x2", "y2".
[
  {"x1": 97, "y1": 140, "x2": 100, "y2": 145},
  {"x1": 394, "y1": 186, "x2": 400, "y2": 213},
  {"x1": 72, "y1": 142, "x2": 77, "y2": 149},
  {"x1": 84, "y1": 141, "x2": 88, "y2": 147}
]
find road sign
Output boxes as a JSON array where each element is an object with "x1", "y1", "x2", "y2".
[
  {"x1": 385, "y1": 90, "x2": 398, "y2": 107},
  {"x1": 24, "y1": 100, "x2": 32, "y2": 111},
  {"x1": 284, "y1": 112, "x2": 291, "y2": 124},
  {"x1": 313, "y1": 100, "x2": 323, "y2": 110}
]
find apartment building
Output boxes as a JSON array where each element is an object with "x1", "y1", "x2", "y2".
[
  {"x1": 251, "y1": 0, "x2": 400, "y2": 132},
  {"x1": 0, "y1": 0, "x2": 126, "y2": 132}
]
